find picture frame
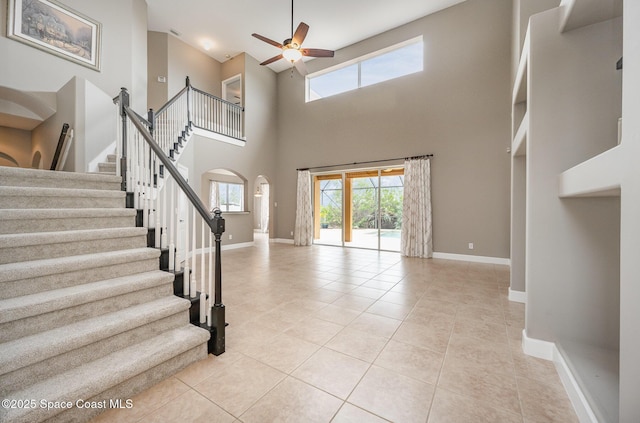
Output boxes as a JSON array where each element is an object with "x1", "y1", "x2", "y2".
[{"x1": 6, "y1": 0, "x2": 101, "y2": 71}]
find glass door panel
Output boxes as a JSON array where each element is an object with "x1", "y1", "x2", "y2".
[
  {"x1": 315, "y1": 177, "x2": 343, "y2": 246},
  {"x1": 346, "y1": 175, "x2": 379, "y2": 250},
  {"x1": 379, "y1": 174, "x2": 404, "y2": 252}
]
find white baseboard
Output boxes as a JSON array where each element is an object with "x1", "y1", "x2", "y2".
[
  {"x1": 185, "y1": 242, "x2": 254, "y2": 259},
  {"x1": 432, "y1": 252, "x2": 511, "y2": 266},
  {"x1": 508, "y1": 288, "x2": 527, "y2": 303},
  {"x1": 273, "y1": 238, "x2": 294, "y2": 244},
  {"x1": 222, "y1": 241, "x2": 254, "y2": 251},
  {"x1": 522, "y1": 330, "x2": 596, "y2": 422},
  {"x1": 553, "y1": 348, "x2": 598, "y2": 423}
]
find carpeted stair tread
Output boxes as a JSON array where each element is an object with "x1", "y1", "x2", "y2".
[
  {"x1": 0, "y1": 208, "x2": 137, "y2": 234},
  {"x1": 0, "y1": 227, "x2": 145, "y2": 248},
  {"x1": 1, "y1": 325, "x2": 210, "y2": 423},
  {"x1": 0, "y1": 270, "x2": 174, "y2": 324},
  {"x1": 0, "y1": 166, "x2": 122, "y2": 190},
  {"x1": 0, "y1": 227, "x2": 148, "y2": 264},
  {"x1": 0, "y1": 248, "x2": 159, "y2": 285},
  {"x1": 0, "y1": 208, "x2": 136, "y2": 220},
  {"x1": 0, "y1": 296, "x2": 191, "y2": 376},
  {"x1": 0, "y1": 186, "x2": 125, "y2": 209}
]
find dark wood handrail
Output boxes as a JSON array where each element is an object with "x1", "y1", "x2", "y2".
[
  {"x1": 122, "y1": 103, "x2": 216, "y2": 232},
  {"x1": 155, "y1": 85, "x2": 190, "y2": 116},
  {"x1": 50, "y1": 123, "x2": 70, "y2": 170}
]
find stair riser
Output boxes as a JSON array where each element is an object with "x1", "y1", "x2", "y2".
[
  {"x1": 0, "y1": 216, "x2": 136, "y2": 235},
  {"x1": 0, "y1": 195, "x2": 125, "y2": 209},
  {"x1": 0, "y1": 257, "x2": 161, "y2": 300},
  {"x1": 0, "y1": 235, "x2": 147, "y2": 265},
  {"x1": 40, "y1": 345, "x2": 207, "y2": 423},
  {"x1": 0, "y1": 312, "x2": 188, "y2": 395},
  {"x1": 0, "y1": 284, "x2": 173, "y2": 343},
  {"x1": 98, "y1": 163, "x2": 117, "y2": 173}
]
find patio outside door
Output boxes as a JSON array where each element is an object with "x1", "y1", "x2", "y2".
[{"x1": 313, "y1": 168, "x2": 404, "y2": 252}]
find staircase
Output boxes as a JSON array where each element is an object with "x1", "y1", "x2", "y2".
[{"x1": 0, "y1": 166, "x2": 210, "y2": 423}]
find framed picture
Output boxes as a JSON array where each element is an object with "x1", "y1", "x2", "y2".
[{"x1": 7, "y1": 0, "x2": 101, "y2": 71}]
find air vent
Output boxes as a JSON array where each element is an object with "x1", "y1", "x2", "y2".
[{"x1": 169, "y1": 28, "x2": 181, "y2": 37}]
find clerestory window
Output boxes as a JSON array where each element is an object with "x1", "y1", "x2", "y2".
[{"x1": 306, "y1": 36, "x2": 423, "y2": 102}]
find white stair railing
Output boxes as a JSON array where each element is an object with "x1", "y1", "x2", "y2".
[{"x1": 115, "y1": 87, "x2": 226, "y2": 356}]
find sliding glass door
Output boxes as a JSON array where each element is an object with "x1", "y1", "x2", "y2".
[
  {"x1": 346, "y1": 174, "x2": 379, "y2": 250},
  {"x1": 313, "y1": 168, "x2": 404, "y2": 251}
]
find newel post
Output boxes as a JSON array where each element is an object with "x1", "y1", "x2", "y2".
[
  {"x1": 209, "y1": 208, "x2": 226, "y2": 355},
  {"x1": 118, "y1": 88, "x2": 129, "y2": 192},
  {"x1": 147, "y1": 108, "x2": 155, "y2": 137},
  {"x1": 185, "y1": 76, "x2": 192, "y2": 128}
]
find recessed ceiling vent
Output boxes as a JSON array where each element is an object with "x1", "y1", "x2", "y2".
[{"x1": 169, "y1": 28, "x2": 181, "y2": 37}]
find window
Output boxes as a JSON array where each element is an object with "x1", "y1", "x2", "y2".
[
  {"x1": 210, "y1": 181, "x2": 244, "y2": 212},
  {"x1": 307, "y1": 36, "x2": 423, "y2": 101}
]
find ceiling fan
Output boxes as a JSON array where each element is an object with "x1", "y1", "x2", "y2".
[{"x1": 251, "y1": 0, "x2": 334, "y2": 75}]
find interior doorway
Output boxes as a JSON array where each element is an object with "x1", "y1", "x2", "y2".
[
  {"x1": 222, "y1": 74, "x2": 242, "y2": 106},
  {"x1": 253, "y1": 175, "x2": 270, "y2": 235}
]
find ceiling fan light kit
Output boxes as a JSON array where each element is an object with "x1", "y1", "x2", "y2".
[
  {"x1": 282, "y1": 46, "x2": 303, "y2": 62},
  {"x1": 251, "y1": 0, "x2": 334, "y2": 75}
]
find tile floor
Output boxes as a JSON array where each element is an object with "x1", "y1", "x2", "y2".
[{"x1": 92, "y1": 238, "x2": 578, "y2": 423}]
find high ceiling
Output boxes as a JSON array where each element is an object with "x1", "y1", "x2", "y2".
[{"x1": 146, "y1": 0, "x2": 467, "y2": 73}]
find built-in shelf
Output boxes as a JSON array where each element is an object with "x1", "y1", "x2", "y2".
[
  {"x1": 512, "y1": 111, "x2": 528, "y2": 157},
  {"x1": 512, "y1": 30, "x2": 529, "y2": 105},
  {"x1": 558, "y1": 341, "x2": 619, "y2": 423},
  {"x1": 559, "y1": 0, "x2": 623, "y2": 33},
  {"x1": 558, "y1": 145, "x2": 622, "y2": 197}
]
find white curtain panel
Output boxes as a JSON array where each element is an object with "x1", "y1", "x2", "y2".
[
  {"x1": 401, "y1": 157, "x2": 433, "y2": 258},
  {"x1": 294, "y1": 170, "x2": 313, "y2": 246}
]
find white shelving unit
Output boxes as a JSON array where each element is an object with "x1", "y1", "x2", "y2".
[
  {"x1": 510, "y1": 0, "x2": 631, "y2": 421},
  {"x1": 558, "y1": 145, "x2": 622, "y2": 198}
]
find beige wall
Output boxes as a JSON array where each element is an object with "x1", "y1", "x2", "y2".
[
  {"x1": 274, "y1": 0, "x2": 513, "y2": 258},
  {"x1": 0, "y1": 127, "x2": 31, "y2": 167},
  {"x1": 147, "y1": 32, "x2": 169, "y2": 111},
  {"x1": 147, "y1": 32, "x2": 223, "y2": 110},
  {"x1": 168, "y1": 35, "x2": 221, "y2": 97}
]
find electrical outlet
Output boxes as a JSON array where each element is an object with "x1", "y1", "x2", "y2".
[
  {"x1": 468, "y1": 242, "x2": 474, "y2": 250},
  {"x1": 290, "y1": 231, "x2": 294, "y2": 236},
  {"x1": 228, "y1": 234, "x2": 233, "y2": 240}
]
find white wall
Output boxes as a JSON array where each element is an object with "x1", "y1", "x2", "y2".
[{"x1": 0, "y1": 0, "x2": 147, "y2": 110}]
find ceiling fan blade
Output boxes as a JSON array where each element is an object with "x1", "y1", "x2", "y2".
[
  {"x1": 252, "y1": 33, "x2": 283, "y2": 49},
  {"x1": 260, "y1": 54, "x2": 284, "y2": 66},
  {"x1": 302, "y1": 48, "x2": 335, "y2": 58},
  {"x1": 292, "y1": 22, "x2": 309, "y2": 47},
  {"x1": 294, "y1": 59, "x2": 308, "y2": 76}
]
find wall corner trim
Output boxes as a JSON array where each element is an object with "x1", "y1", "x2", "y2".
[
  {"x1": 522, "y1": 329, "x2": 555, "y2": 360},
  {"x1": 522, "y1": 330, "x2": 597, "y2": 422},
  {"x1": 508, "y1": 288, "x2": 527, "y2": 303}
]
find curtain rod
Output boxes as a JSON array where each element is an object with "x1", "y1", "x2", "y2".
[{"x1": 296, "y1": 154, "x2": 433, "y2": 172}]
